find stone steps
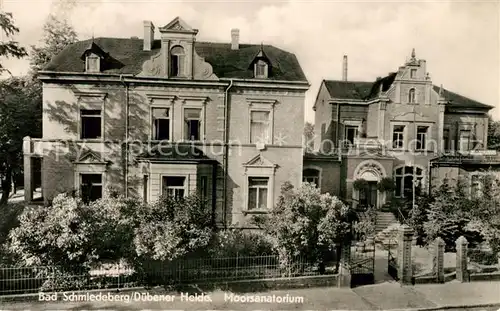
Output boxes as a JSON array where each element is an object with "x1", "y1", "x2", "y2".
[{"x1": 375, "y1": 212, "x2": 398, "y2": 234}]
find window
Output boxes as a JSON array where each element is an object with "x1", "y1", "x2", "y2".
[
  {"x1": 410, "y1": 69, "x2": 417, "y2": 79},
  {"x1": 250, "y1": 110, "x2": 270, "y2": 144},
  {"x1": 345, "y1": 125, "x2": 358, "y2": 145},
  {"x1": 199, "y1": 176, "x2": 208, "y2": 202},
  {"x1": 152, "y1": 108, "x2": 170, "y2": 140},
  {"x1": 248, "y1": 177, "x2": 269, "y2": 210},
  {"x1": 143, "y1": 175, "x2": 148, "y2": 203},
  {"x1": 394, "y1": 166, "x2": 424, "y2": 198},
  {"x1": 408, "y1": 88, "x2": 416, "y2": 103},
  {"x1": 443, "y1": 129, "x2": 450, "y2": 152},
  {"x1": 86, "y1": 56, "x2": 100, "y2": 72},
  {"x1": 255, "y1": 60, "x2": 268, "y2": 78},
  {"x1": 184, "y1": 108, "x2": 202, "y2": 141},
  {"x1": 303, "y1": 168, "x2": 320, "y2": 188},
  {"x1": 416, "y1": 126, "x2": 428, "y2": 151},
  {"x1": 80, "y1": 109, "x2": 102, "y2": 139},
  {"x1": 460, "y1": 130, "x2": 472, "y2": 152},
  {"x1": 80, "y1": 173, "x2": 103, "y2": 203},
  {"x1": 392, "y1": 125, "x2": 405, "y2": 149},
  {"x1": 162, "y1": 176, "x2": 186, "y2": 199},
  {"x1": 170, "y1": 46, "x2": 185, "y2": 77}
]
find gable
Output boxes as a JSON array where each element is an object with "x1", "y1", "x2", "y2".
[
  {"x1": 74, "y1": 150, "x2": 108, "y2": 164},
  {"x1": 159, "y1": 17, "x2": 198, "y2": 34},
  {"x1": 243, "y1": 154, "x2": 276, "y2": 168}
]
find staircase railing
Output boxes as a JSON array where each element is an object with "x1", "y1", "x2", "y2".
[{"x1": 397, "y1": 207, "x2": 408, "y2": 225}]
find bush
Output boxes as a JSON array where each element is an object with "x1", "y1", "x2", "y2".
[
  {"x1": 207, "y1": 229, "x2": 276, "y2": 258},
  {"x1": 133, "y1": 193, "x2": 213, "y2": 262},
  {"x1": 377, "y1": 177, "x2": 396, "y2": 192},
  {"x1": 9, "y1": 192, "x2": 139, "y2": 269},
  {"x1": 468, "y1": 248, "x2": 498, "y2": 265},
  {"x1": 253, "y1": 182, "x2": 351, "y2": 272},
  {"x1": 0, "y1": 202, "x2": 24, "y2": 265}
]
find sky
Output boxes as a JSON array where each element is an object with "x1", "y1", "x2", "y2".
[{"x1": 1, "y1": 0, "x2": 499, "y2": 123}]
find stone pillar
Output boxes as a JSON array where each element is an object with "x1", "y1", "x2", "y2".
[
  {"x1": 434, "y1": 237, "x2": 445, "y2": 283},
  {"x1": 337, "y1": 242, "x2": 351, "y2": 288},
  {"x1": 455, "y1": 236, "x2": 469, "y2": 283},
  {"x1": 23, "y1": 136, "x2": 33, "y2": 203},
  {"x1": 397, "y1": 224, "x2": 414, "y2": 284}
]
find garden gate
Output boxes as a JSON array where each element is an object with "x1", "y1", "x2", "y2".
[
  {"x1": 349, "y1": 240, "x2": 375, "y2": 287},
  {"x1": 387, "y1": 239, "x2": 398, "y2": 280}
]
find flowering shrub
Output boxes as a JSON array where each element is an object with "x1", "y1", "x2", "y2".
[
  {"x1": 133, "y1": 194, "x2": 213, "y2": 261},
  {"x1": 207, "y1": 229, "x2": 276, "y2": 258},
  {"x1": 9, "y1": 192, "x2": 138, "y2": 269},
  {"x1": 253, "y1": 182, "x2": 352, "y2": 272}
]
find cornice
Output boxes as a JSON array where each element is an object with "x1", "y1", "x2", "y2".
[{"x1": 73, "y1": 91, "x2": 108, "y2": 100}]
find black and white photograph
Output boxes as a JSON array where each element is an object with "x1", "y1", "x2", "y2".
[{"x1": 0, "y1": 0, "x2": 499, "y2": 310}]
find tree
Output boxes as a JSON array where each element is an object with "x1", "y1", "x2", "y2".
[
  {"x1": 303, "y1": 122, "x2": 315, "y2": 152},
  {"x1": 253, "y1": 182, "x2": 352, "y2": 273},
  {"x1": 0, "y1": 12, "x2": 27, "y2": 74},
  {"x1": 29, "y1": 14, "x2": 78, "y2": 76},
  {"x1": 0, "y1": 14, "x2": 77, "y2": 205},
  {"x1": 487, "y1": 115, "x2": 500, "y2": 150},
  {"x1": 0, "y1": 77, "x2": 42, "y2": 204}
]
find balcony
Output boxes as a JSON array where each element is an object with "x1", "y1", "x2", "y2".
[{"x1": 431, "y1": 150, "x2": 500, "y2": 166}]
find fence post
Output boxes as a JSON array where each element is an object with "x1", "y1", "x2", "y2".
[
  {"x1": 455, "y1": 236, "x2": 469, "y2": 283},
  {"x1": 434, "y1": 237, "x2": 445, "y2": 283},
  {"x1": 337, "y1": 241, "x2": 351, "y2": 288},
  {"x1": 397, "y1": 224, "x2": 413, "y2": 285},
  {"x1": 235, "y1": 253, "x2": 239, "y2": 278}
]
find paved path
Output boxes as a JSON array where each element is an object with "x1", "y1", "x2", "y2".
[{"x1": 1, "y1": 281, "x2": 499, "y2": 310}]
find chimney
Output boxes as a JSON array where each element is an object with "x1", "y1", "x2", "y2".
[
  {"x1": 143, "y1": 20, "x2": 155, "y2": 51},
  {"x1": 231, "y1": 28, "x2": 239, "y2": 50},
  {"x1": 342, "y1": 55, "x2": 348, "y2": 81}
]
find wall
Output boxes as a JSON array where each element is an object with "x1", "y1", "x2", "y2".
[
  {"x1": 303, "y1": 159, "x2": 342, "y2": 197},
  {"x1": 443, "y1": 113, "x2": 489, "y2": 150},
  {"x1": 227, "y1": 146, "x2": 303, "y2": 228},
  {"x1": 313, "y1": 83, "x2": 333, "y2": 151}
]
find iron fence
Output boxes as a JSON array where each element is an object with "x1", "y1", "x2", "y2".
[
  {"x1": 0, "y1": 265, "x2": 136, "y2": 296},
  {"x1": 0, "y1": 254, "x2": 335, "y2": 296}
]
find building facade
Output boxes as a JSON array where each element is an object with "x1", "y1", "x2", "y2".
[
  {"x1": 23, "y1": 17, "x2": 309, "y2": 228},
  {"x1": 305, "y1": 50, "x2": 497, "y2": 208}
]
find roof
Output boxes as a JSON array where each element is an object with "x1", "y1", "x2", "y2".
[
  {"x1": 323, "y1": 80, "x2": 373, "y2": 100},
  {"x1": 432, "y1": 85, "x2": 492, "y2": 110},
  {"x1": 367, "y1": 73, "x2": 397, "y2": 99},
  {"x1": 44, "y1": 37, "x2": 307, "y2": 82},
  {"x1": 321, "y1": 77, "x2": 491, "y2": 109},
  {"x1": 137, "y1": 144, "x2": 215, "y2": 162}
]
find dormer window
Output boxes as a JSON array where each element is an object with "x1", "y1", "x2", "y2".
[
  {"x1": 80, "y1": 41, "x2": 107, "y2": 73},
  {"x1": 86, "y1": 54, "x2": 100, "y2": 73},
  {"x1": 170, "y1": 46, "x2": 185, "y2": 77},
  {"x1": 255, "y1": 60, "x2": 268, "y2": 78}
]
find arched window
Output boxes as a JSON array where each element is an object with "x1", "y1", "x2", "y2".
[
  {"x1": 170, "y1": 46, "x2": 185, "y2": 77},
  {"x1": 303, "y1": 168, "x2": 320, "y2": 188},
  {"x1": 408, "y1": 88, "x2": 416, "y2": 103},
  {"x1": 394, "y1": 166, "x2": 424, "y2": 198}
]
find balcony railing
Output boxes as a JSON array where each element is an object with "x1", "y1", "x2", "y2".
[{"x1": 432, "y1": 150, "x2": 500, "y2": 165}]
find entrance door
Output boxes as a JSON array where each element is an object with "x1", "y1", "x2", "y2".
[{"x1": 360, "y1": 181, "x2": 378, "y2": 208}]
